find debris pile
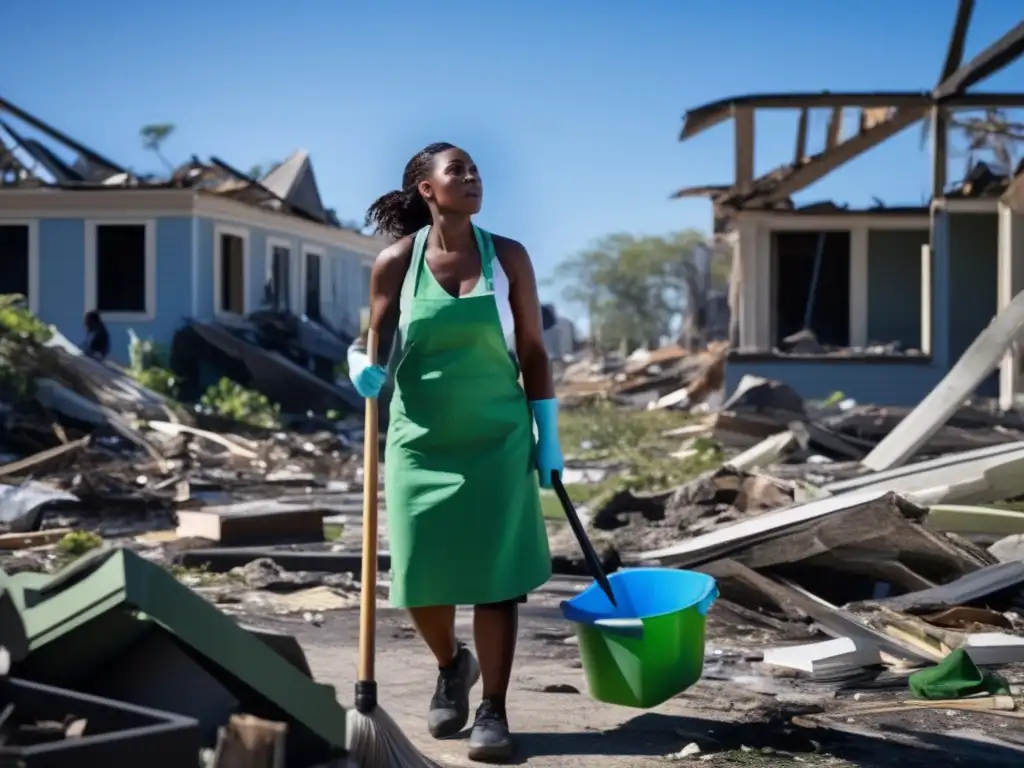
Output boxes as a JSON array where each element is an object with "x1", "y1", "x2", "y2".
[
  {"x1": 0, "y1": 303, "x2": 368, "y2": 765},
  {"x1": 557, "y1": 342, "x2": 728, "y2": 411},
  {"x1": 563, "y1": 343, "x2": 1024, "y2": 709}
]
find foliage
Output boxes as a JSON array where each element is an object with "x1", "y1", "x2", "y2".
[
  {"x1": 57, "y1": 530, "x2": 103, "y2": 557},
  {"x1": 0, "y1": 294, "x2": 52, "y2": 343},
  {"x1": 0, "y1": 294, "x2": 51, "y2": 403},
  {"x1": 139, "y1": 123, "x2": 176, "y2": 171},
  {"x1": 922, "y1": 108, "x2": 1024, "y2": 176},
  {"x1": 553, "y1": 230, "x2": 729, "y2": 350},
  {"x1": 126, "y1": 331, "x2": 179, "y2": 399},
  {"x1": 200, "y1": 377, "x2": 281, "y2": 429},
  {"x1": 542, "y1": 401, "x2": 722, "y2": 517}
]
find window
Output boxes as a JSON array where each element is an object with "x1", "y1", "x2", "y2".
[
  {"x1": 304, "y1": 249, "x2": 323, "y2": 321},
  {"x1": 86, "y1": 221, "x2": 154, "y2": 319},
  {"x1": 215, "y1": 227, "x2": 248, "y2": 315},
  {"x1": 0, "y1": 224, "x2": 32, "y2": 310},
  {"x1": 772, "y1": 230, "x2": 850, "y2": 347},
  {"x1": 265, "y1": 240, "x2": 292, "y2": 311}
]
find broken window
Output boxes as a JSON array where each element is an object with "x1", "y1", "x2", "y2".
[
  {"x1": 268, "y1": 244, "x2": 291, "y2": 311},
  {"x1": 93, "y1": 224, "x2": 148, "y2": 314},
  {"x1": 772, "y1": 231, "x2": 850, "y2": 347},
  {"x1": 305, "y1": 251, "x2": 322, "y2": 321},
  {"x1": 0, "y1": 225, "x2": 30, "y2": 301},
  {"x1": 218, "y1": 232, "x2": 246, "y2": 315}
]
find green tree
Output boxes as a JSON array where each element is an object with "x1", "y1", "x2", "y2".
[
  {"x1": 554, "y1": 229, "x2": 729, "y2": 351},
  {"x1": 139, "y1": 123, "x2": 176, "y2": 171}
]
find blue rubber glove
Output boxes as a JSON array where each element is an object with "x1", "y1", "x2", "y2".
[
  {"x1": 347, "y1": 346, "x2": 387, "y2": 399},
  {"x1": 530, "y1": 398, "x2": 564, "y2": 489}
]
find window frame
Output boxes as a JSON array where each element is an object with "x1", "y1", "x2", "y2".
[
  {"x1": 265, "y1": 236, "x2": 295, "y2": 311},
  {"x1": 84, "y1": 219, "x2": 156, "y2": 322},
  {"x1": 0, "y1": 219, "x2": 40, "y2": 315},
  {"x1": 213, "y1": 224, "x2": 251, "y2": 317},
  {"x1": 300, "y1": 242, "x2": 326, "y2": 321}
]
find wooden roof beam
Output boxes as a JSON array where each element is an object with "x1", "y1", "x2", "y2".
[
  {"x1": 0, "y1": 95, "x2": 125, "y2": 175},
  {"x1": 939, "y1": 0, "x2": 976, "y2": 83},
  {"x1": 934, "y1": 20, "x2": 1024, "y2": 100},
  {"x1": 762, "y1": 107, "x2": 929, "y2": 203},
  {"x1": 794, "y1": 109, "x2": 809, "y2": 165},
  {"x1": 680, "y1": 92, "x2": 1024, "y2": 141}
]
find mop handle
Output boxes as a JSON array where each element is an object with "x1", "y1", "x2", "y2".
[{"x1": 357, "y1": 330, "x2": 380, "y2": 683}]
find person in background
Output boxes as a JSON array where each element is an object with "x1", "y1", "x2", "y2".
[
  {"x1": 347, "y1": 142, "x2": 563, "y2": 763},
  {"x1": 83, "y1": 310, "x2": 110, "y2": 361}
]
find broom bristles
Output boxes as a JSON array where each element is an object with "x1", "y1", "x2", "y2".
[{"x1": 346, "y1": 706, "x2": 441, "y2": 767}]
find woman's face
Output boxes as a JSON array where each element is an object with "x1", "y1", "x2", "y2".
[{"x1": 421, "y1": 147, "x2": 482, "y2": 215}]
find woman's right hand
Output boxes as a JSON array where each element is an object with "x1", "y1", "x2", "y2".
[{"x1": 352, "y1": 363, "x2": 387, "y2": 399}]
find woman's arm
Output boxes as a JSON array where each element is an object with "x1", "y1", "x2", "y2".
[
  {"x1": 495, "y1": 236, "x2": 554, "y2": 400},
  {"x1": 350, "y1": 236, "x2": 413, "y2": 360}
]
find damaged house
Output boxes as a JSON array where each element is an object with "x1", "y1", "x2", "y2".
[
  {"x1": 675, "y1": 2, "x2": 1024, "y2": 407},
  {"x1": 0, "y1": 96, "x2": 384, "y2": 363}
]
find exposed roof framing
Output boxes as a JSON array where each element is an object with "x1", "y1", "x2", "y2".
[
  {"x1": 0, "y1": 95, "x2": 125, "y2": 176},
  {"x1": 675, "y1": 0, "x2": 1024, "y2": 215},
  {"x1": 209, "y1": 157, "x2": 325, "y2": 224},
  {"x1": 679, "y1": 91, "x2": 1024, "y2": 141}
]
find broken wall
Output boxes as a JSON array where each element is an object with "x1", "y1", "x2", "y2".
[
  {"x1": 867, "y1": 229, "x2": 927, "y2": 348},
  {"x1": 723, "y1": 358, "x2": 944, "y2": 405}
]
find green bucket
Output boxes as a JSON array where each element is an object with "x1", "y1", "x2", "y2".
[{"x1": 561, "y1": 568, "x2": 718, "y2": 709}]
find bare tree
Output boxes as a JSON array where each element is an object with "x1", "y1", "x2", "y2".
[{"x1": 139, "y1": 123, "x2": 176, "y2": 172}]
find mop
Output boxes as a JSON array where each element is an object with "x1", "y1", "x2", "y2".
[{"x1": 346, "y1": 329, "x2": 439, "y2": 767}]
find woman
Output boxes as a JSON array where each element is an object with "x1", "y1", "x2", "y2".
[{"x1": 347, "y1": 142, "x2": 563, "y2": 763}]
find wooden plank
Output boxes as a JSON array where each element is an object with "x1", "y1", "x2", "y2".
[
  {"x1": 639, "y1": 487, "x2": 888, "y2": 567},
  {"x1": 0, "y1": 438, "x2": 88, "y2": 479},
  {"x1": 825, "y1": 107, "x2": 844, "y2": 150},
  {"x1": 212, "y1": 714, "x2": 286, "y2": 768},
  {"x1": 734, "y1": 107, "x2": 754, "y2": 194},
  {"x1": 939, "y1": 0, "x2": 975, "y2": 83},
  {"x1": 0, "y1": 528, "x2": 71, "y2": 550},
  {"x1": 176, "y1": 501, "x2": 327, "y2": 546},
  {"x1": 934, "y1": 20, "x2": 1024, "y2": 99},
  {"x1": 794, "y1": 108, "x2": 808, "y2": 164},
  {"x1": 863, "y1": 289, "x2": 1024, "y2": 471},
  {"x1": 931, "y1": 105, "x2": 948, "y2": 197}
]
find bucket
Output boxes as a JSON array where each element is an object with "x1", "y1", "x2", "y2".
[{"x1": 560, "y1": 568, "x2": 718, "y2": 709}]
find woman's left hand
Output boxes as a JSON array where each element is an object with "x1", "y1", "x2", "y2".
[
  {"x1": 536, "y1": 432, "x2": 564, "y2": 489},
  {"x1": 530, "y1": 398, "x2": 564, "y2": 489}
]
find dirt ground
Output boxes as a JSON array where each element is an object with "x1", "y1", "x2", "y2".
[{"x1": 247, "y1": 576, "x2": 1024, "y2": 768}]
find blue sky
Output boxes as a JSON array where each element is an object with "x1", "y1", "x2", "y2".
[{"x1": 3, "y1": 0, "x2": 1023, "y2": 316}]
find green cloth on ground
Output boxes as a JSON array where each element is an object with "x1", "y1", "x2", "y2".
[{"x1": 908, "y1": 648, "x2": 1010, "y2": 700}]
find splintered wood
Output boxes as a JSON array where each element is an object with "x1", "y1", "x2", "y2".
[{"x1": 212, "y1": 714, "x2": 286, "y2": 768}]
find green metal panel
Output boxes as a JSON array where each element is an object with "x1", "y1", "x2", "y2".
[{"x1": 0, "y1": 548, "x2": 347, "y2": 750}]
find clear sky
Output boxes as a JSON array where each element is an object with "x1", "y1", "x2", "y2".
[{"x1": 3, "y1": 0, "x2": 1023, "y2": 316}]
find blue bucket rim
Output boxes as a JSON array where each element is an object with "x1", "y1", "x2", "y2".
[{"x1": 560, "y1": 567, "x2": 718, "y2": 624}]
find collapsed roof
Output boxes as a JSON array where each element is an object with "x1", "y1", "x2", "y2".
[
  {"x1": 673, "y1": 1, "x2": 1024, "y2": 226},
  {"x1": 0, "y1": 95, "x2": 342, "y2": 228}
]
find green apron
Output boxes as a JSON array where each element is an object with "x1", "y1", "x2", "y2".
[{"x1": 384, "y1": 225, "x2": 552, "y2": 608}]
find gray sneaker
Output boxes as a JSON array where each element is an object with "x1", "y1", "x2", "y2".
[
  {"x1": 467, "y1": 698, "x2": 514, "y2": 763},
  {"x1": 427, "y1": 644, "x2": 480, "y2": 739}
]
